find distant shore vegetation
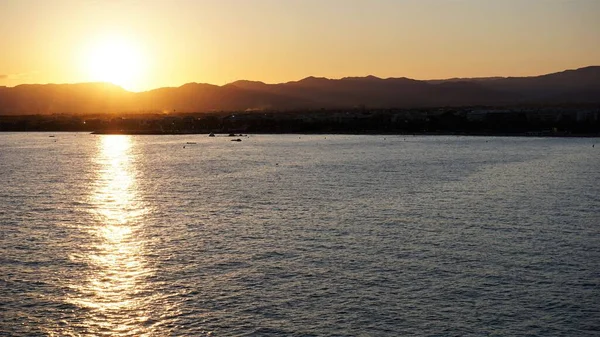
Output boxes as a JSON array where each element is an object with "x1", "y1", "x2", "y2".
[{"x1": 1, "y1": 105, "x2": 599, "y2": 137}]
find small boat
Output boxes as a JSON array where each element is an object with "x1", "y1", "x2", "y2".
[
  {"x1": 186, "y1": 142, "x2": 197, "y2": 144},
  {"x1": 231, "y1": 138, "x2": 242, "y2": 142}
]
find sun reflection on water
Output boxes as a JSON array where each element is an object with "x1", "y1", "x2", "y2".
[{"x1": 66, "y1": 135, "x2": 158, "y2": 336}]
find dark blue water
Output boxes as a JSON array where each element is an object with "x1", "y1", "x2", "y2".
[{"x1": 1, "y1": 133, "x2": 599, "y2": 336}]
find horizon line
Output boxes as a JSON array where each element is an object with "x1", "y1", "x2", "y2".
[{"x1": 2, "y1": 65, "x2": 598, "y2": 93}]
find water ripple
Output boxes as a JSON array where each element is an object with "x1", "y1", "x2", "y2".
[{"x1": 1, "y1": 134, "x2": 599, "y2": 336}]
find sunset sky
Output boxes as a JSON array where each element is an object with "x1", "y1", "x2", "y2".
[{"x1": 1, "y1": 0, "x2": 599, "y2": 91}]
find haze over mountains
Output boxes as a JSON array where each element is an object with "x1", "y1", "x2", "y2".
[{"x1": 0, "y1": 66, "x2": 598, "y2": 115}]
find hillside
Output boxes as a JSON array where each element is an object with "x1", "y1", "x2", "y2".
[{"x1": 0, "y1": 66, "x2": 598, "y2": 115}]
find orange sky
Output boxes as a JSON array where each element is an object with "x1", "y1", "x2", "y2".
[{"x1": 1, "y1": 0, "x2": 599, "y2": 91}]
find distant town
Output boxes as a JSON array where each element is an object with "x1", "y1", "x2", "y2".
[{"x1": 1, "y1": 105, "x2": 598, "y2": 136}]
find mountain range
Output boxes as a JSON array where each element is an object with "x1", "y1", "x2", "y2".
[{"x1": 0, "y1": 66, "x2": 598, "y2": 115}]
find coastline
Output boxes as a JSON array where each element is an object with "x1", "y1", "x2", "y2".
[
  {"x1": 87, "y1": 130, "x2": 600, "y2": 138},
  {"x1": 2, "y1": 106, "x2": 599, "y2": 137}
]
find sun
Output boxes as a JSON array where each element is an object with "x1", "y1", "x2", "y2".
[{"x1": 85, "y1": 35, "x2": 147, "y2": 91}]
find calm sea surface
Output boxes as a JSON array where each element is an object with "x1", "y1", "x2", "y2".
[{"x1": 1, "y1": 133, "x2": 599, "y2": 336}]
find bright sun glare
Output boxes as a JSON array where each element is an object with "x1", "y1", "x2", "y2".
[{"x1": 85, "y1": 36, "x2": 147, "y2": 91}]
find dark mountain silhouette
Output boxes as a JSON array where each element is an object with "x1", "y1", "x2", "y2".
[
  {"x1": 0, "y1": 66, "x2": 598, "y2": 115},
  {"x1": 427, "y1": 77, "x2": 505, "y2": 84}
]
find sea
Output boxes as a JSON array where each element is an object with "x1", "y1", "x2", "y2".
[{"x1": 1, "y1": 133, "x2": 599, "y2": 336}]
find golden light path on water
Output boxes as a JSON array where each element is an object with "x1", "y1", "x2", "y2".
[{"x1": 64, "y1": 135, "x2": 162, "y2": 336}]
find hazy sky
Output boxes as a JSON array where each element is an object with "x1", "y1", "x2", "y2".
[{"x1": 1, "y1": 0, "x2": 599, "y2": 91}]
